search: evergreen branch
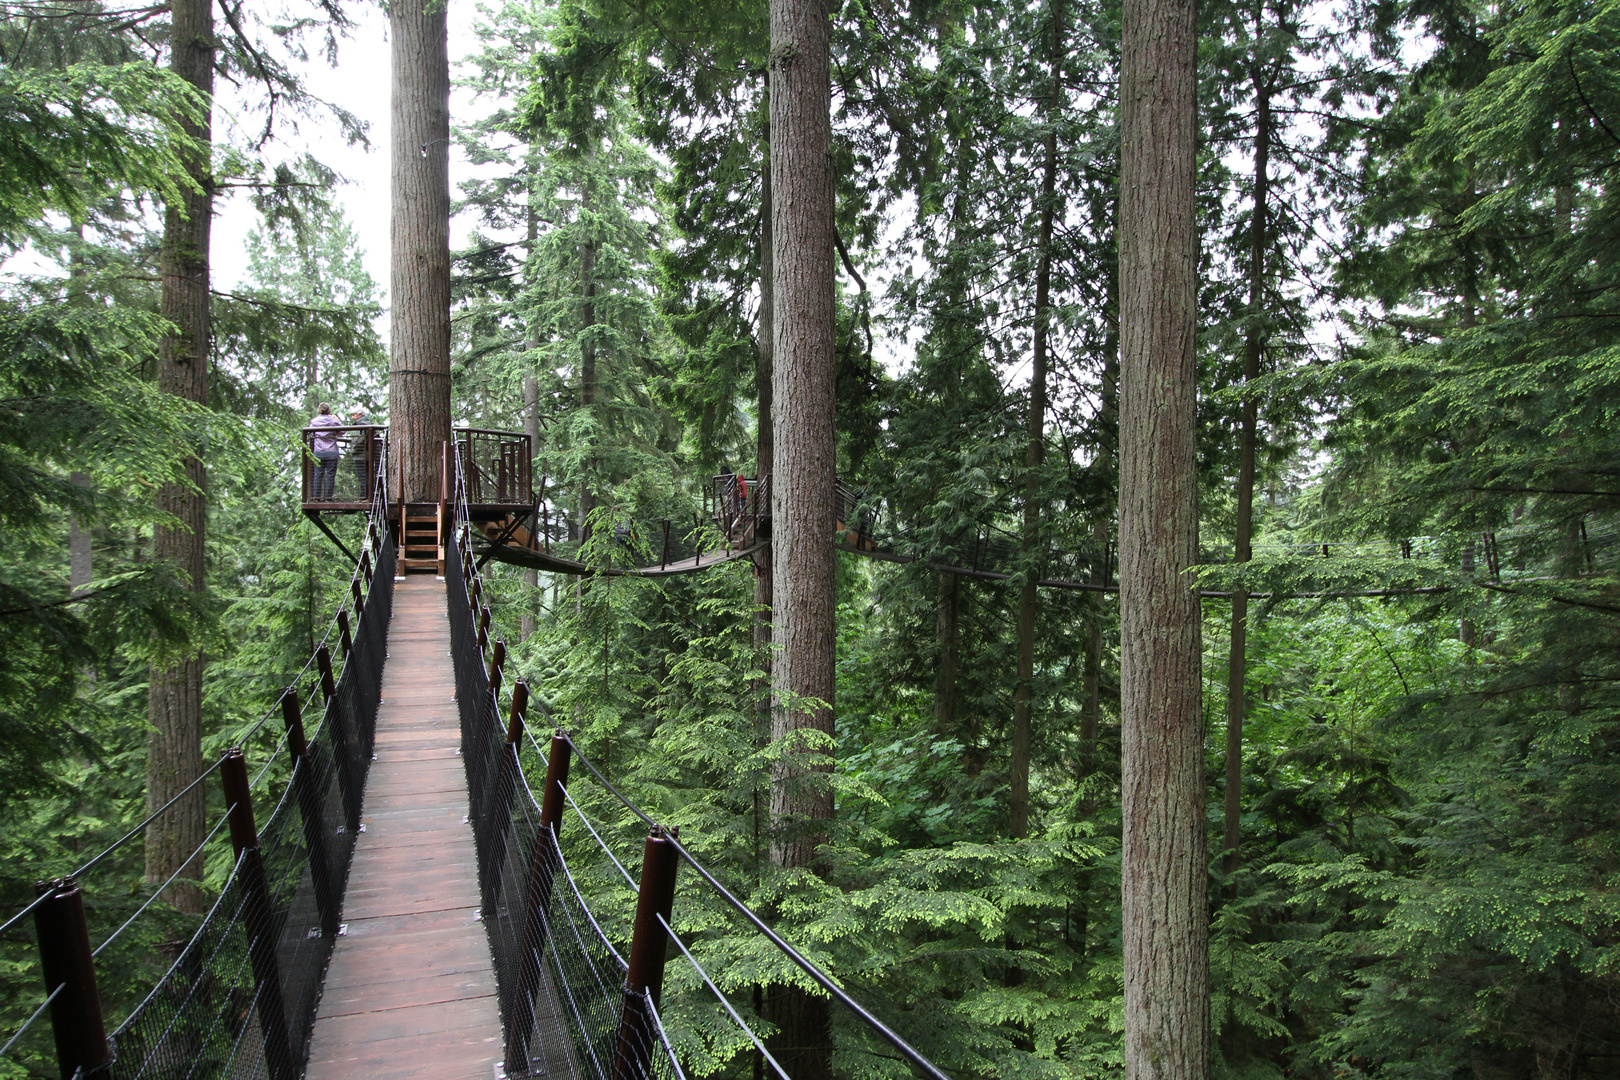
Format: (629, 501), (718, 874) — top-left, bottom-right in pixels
(1469, 486), (1620, 498)
(1476, 581), (1620, 616)
(1568, 53), (1620, 152)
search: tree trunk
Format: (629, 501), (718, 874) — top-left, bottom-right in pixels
(1118, 0), (1207, 1069)
(1224, 69), (1270, 878)
(145, 0), (213, 914)
(766, 0), (836, 1070)
(934, 571), (959, 733)
(754, 141), (775, 711)
(522, 168), (542, 641)
(389, 0), (451, 504)
(69, 471), (92, 593)
(579, 180), (599, 537)
(1010, 0), (1064, 839)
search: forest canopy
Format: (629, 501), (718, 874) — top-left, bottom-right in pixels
(2, 0), (1619, 1076)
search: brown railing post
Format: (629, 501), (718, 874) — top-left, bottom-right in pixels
(350, 577), (365, 621)
(33, 879), (109, 1080)
(506, 731), (572, 1075)
(613, 826), (681, 1080)
(478, 607), (491, 655)
(220, 750), (297, 1080)
(281, 690), (341, 937)
(337, 609), (353, 657)
(316, 644), (337, 703)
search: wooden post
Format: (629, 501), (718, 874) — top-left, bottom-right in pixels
(316, 644), (337, 703)
(351, 577), (365, 621)
(661, 520), (670, 570)
(506, 731), (572, 1075)
(613, 827), (680, 1080)
(488, 638), (507, 704)
(478, 607), (490, 654)
(361, 549), (372, 584)
(33, 879), (109, 1080)
(337, 609), (354, 657)
(438, 440), (450, 578)
(281, 690), (341, 937)
(220, 750), (297, 1080)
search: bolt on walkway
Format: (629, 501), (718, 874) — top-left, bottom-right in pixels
(304, 576), (503, 1080)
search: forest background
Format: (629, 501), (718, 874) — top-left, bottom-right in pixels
(2, 0), (1619, 1075)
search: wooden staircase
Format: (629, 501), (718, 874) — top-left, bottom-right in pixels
(399, 503), (444, 576)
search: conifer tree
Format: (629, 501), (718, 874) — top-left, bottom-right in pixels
(766, 0), (836, 1070)
(144, 0), (214, 913)
(1118, 0), (1207, 1073)
(390, 0), (452, 503)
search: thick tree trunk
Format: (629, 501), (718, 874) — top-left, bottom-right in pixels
(766, 0), (836, 1070)
(754, 149), (775, 708)
(145, 0), (213, 914)
(1224, 74), (1270, 877)
(1010, 0), (1064, 839)
(1118, 0), (1207, 1070)
(389, 0), (451, 504)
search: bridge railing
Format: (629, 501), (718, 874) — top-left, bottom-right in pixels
(445, 446), (953, 1080)
(2, 449), (397, 1080)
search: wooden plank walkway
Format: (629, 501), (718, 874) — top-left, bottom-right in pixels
(305, 576), (504, 1080)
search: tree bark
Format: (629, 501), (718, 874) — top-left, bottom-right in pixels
(69, 471), (92, 594)
(1224, 67), (1270, 878)
(766, 0), (836, 1070)
(1010, 0), (1065, 839)
(522, 165), (542, 640)
(934, 571), (960, 733)
(754, 141), (775, 712)
(145, 0), (213, 914)
(389, 0), (451, 504)
(579, 175), (599, 537)
(1118, 0), (1207, 1069)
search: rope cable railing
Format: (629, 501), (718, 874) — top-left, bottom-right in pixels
(444, 445), (954, 1080)
(2, 448), (398, 1080)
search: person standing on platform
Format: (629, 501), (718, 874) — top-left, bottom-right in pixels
(309, 403), (343, 499)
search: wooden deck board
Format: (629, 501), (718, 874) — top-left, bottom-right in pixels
(305, 577), (504, 1080)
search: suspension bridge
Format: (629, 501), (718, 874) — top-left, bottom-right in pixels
(8, 425), (1611, 1080)
(3, 438), (953, 1080)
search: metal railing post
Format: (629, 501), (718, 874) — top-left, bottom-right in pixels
(32, 879), (109, 1080)
(613, 826), (680, 1080)
(506, 731), (572, 1076)
(337, 609), (353, 657)
(220, 750), (298, 1080)
(281, 690), (341, 938)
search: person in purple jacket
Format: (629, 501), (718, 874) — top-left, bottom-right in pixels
(309, 403), (343, 499)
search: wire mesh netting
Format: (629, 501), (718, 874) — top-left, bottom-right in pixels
(446, 463), (684, 1080)
(95, 515), (396, 1080)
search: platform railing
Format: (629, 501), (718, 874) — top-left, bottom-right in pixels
(301, 424), (387, 506)
(457, 427), (534, 507)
